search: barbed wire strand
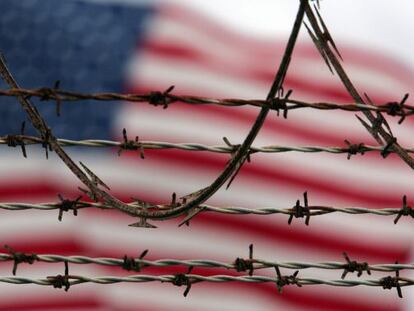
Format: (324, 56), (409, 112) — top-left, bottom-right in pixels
(0, 252), (413, 273)
(1, 135), (411, 156)
(0, 88), (411, 119)
(0, 200), (405, 216)
(1, 274), (414, 288)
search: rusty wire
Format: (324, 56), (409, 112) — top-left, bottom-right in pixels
(0, 88), (411, 120)
(1, 1), (411, 228)
(0, 1), (308, 228)
(0, 0), (413, 299)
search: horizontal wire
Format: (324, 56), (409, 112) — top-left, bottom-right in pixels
(0, 252), (412, 273)
(1, 274), (414, 288)
(0, 135), (410, 156)
(0, 87), (411, 118)
(0, 201), (403, 218)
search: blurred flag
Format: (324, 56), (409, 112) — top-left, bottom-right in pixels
(0, 0), (414, 310)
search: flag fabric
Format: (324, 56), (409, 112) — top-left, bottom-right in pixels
(0, 0), (414, 310)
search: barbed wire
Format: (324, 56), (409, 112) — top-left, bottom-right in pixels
(0, 2), (308, 228)
(0, 246), (407, 297)
(1, 134), (410, 157)
(1, 192), (413, 226)
(2, 274), (413, 293)
(0, 87), (411, 120)
(0, 251), (412, 273)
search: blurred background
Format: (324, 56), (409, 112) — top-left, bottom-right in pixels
(0, 0), (414, 310)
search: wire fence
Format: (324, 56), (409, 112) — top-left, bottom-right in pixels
(0, 0), (413, 300)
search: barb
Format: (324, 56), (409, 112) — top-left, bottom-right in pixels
(5, 121), (27, 158)
(341, 252), (371, 279)
(118, 128), (145, 159)
(4, 245), (38, 276)
(169, 266), (196, 297)
(3, 135), (414, 156)
(46, 261), (71, 291)
(379, 262), (403, 298)
(274, 266), (301, 293)
(288, 192), (311, 225)
(56, 194), (81, 221)
(0, 88), (412, 118)
(122, 249), (149, 272)
(394, 195), (414, 224)
(234, 244), (255, 276)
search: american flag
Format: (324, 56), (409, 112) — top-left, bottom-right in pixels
(0, 0), (414, 310)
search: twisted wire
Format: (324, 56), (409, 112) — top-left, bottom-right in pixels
(0, 252), (412, 273)
(1, 274), (414, 288)
(0, 88), (412, 118)
(0, 201), (403, 217)
(0, 135), (411, 155)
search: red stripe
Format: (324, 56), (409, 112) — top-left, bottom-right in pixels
(0, 297), (102, 311)
(160, 4), (414, 89)
(140, 40), (402, 103)
(0, 237), (85, 256)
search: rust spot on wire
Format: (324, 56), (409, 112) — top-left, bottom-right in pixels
(384, 93), (409, 124)
(394, 195), (414, 224)
(344, 139), (365, 160)
(271, 88), (292, 119)
(234, 244), (254, 276)
(4, 245), (38, 275)
(38, 80), (62, 116)
(57, 194), (82, 221)
(171, 266), (195, 297)
(341, 252), (370, 279)
(118, 128), (145, 159)
(47, 261), (71, 291)
(274, 265), (301, 293)
(148, 85), (175, 109)
(5, 121), (27, 158)
(380, 262), (403, 298)
(288, 192), (311, 225)
(122, 249), (149, 272)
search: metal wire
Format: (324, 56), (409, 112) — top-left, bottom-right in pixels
(0, 135), (409, 156)
(1, 274), (413, 288)
(0, 88), (411, 119)
(0, 200), (404, 217)
(0, 252), (412, 273)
